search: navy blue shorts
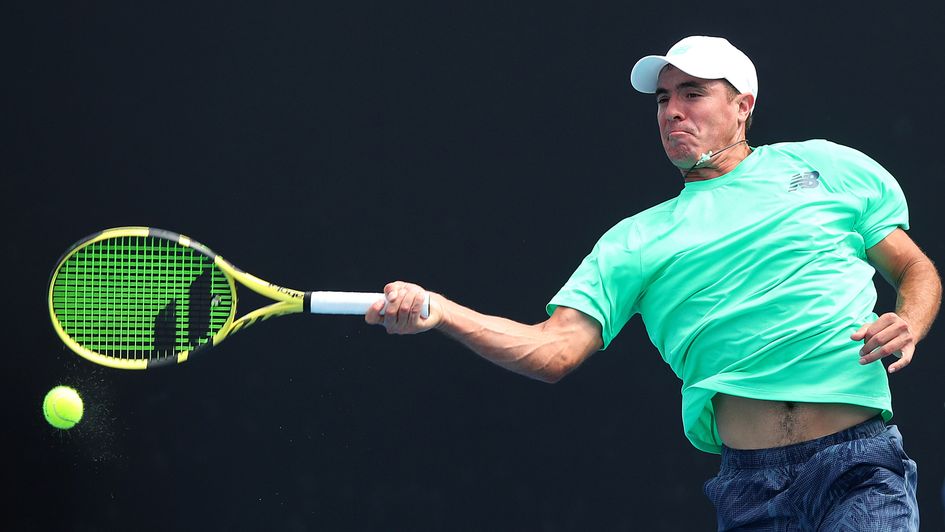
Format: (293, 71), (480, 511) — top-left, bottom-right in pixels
(703, 416), (918, 531)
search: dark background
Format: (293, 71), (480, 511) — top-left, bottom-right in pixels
(8, 1), (944, 530)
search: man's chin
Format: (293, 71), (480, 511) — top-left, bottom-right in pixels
(666, 154), (697, 169)
(663, 144), (697, 166)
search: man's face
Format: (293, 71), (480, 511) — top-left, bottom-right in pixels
(655, 65), (747, 168)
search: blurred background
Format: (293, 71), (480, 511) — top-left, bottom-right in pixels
(8, 1), (944, 530)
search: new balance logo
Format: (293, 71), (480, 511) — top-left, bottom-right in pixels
(789, 171), (820, 191)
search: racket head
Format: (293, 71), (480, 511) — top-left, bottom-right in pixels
(48, 227), (238, 369)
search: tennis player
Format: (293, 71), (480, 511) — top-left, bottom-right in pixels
(366, 36), (942, 530)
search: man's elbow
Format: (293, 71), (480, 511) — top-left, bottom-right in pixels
(526, 315), (601, 383)
(531, 350), (583, 384)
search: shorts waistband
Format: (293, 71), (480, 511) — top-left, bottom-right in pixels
(720, 415), (887, 470)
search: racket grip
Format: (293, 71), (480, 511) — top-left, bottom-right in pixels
(307, 291), (430, 319)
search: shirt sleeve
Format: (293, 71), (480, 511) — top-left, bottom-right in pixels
(546, 219), (644, 350)
(836, 144), (910, 247)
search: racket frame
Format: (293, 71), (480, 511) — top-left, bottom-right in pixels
(48, 227), (367, 369)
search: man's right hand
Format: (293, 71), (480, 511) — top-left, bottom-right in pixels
(365, 281), (442, 335)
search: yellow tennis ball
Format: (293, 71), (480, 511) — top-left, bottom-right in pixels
(43, 385), (84, 430)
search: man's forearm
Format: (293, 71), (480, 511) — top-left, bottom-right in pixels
(895, 259), (942, 342)
(432, 294), (600, 383)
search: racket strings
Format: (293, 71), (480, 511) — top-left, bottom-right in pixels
(51, 235), (233, 361)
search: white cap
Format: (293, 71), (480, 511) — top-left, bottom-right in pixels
(630, 36), (758, 104)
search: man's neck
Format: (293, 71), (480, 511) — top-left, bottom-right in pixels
(681, 142), (752, 182)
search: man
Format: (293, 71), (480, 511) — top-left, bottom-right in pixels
(365, 36), (941, 530)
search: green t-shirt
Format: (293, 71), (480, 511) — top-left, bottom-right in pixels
(547, 139), (910, 453)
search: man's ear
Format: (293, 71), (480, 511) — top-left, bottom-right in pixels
(737, 93), (755, 121)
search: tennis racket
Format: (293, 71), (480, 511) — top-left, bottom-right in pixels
(48, 226), (428, 370)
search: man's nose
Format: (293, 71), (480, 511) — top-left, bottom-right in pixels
(668, 103), (685, 121)
(661, 97), (684, 122)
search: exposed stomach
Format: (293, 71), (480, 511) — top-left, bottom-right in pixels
(712, 393), (881, 450)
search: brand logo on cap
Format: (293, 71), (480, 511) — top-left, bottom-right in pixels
(668, 43), (693, 56)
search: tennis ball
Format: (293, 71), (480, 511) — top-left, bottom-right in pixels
(43, 385), (83, 430)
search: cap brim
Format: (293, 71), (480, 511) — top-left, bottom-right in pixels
(630, 55), (669, 93)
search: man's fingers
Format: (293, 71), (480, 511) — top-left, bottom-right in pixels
(859, 335), (908, 364)
(382, 285), (401, 327)
(854, 313), (916, 368)
(396, 289), (414, 323)
(364, 298), (386, 324)
(402, 288), (429, 322)
(850, 322), (871, 341)
(850, 312), (917, 373)
(858, 326), (901, 357)
(373, 282), (432, 335)
(887, 345), (915, 374)
(852, 312), (900, 341)
(384, 282), (403, 302)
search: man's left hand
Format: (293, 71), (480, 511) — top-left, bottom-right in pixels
(851, 312), (916, 373)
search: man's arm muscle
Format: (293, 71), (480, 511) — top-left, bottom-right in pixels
(853, 229), (942, 372)
(366, 282), (603, 383)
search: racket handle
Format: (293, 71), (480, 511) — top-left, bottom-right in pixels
(307, 291), (430, 319)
